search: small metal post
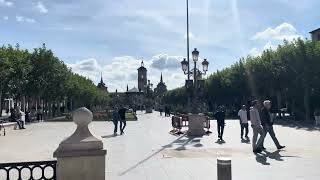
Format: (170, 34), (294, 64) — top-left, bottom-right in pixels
(217, 157), (232, 180)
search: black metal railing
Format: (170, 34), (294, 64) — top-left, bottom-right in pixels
(0, 160), (57, 180)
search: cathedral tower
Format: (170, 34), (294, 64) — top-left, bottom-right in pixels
(137, 60), (147, 92)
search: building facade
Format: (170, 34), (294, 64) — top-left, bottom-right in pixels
(97, 74), (108, 93)
(154, 73), (167, 97)
(310, 28), (320, 41)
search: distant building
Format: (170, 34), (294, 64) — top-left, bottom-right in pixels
(137, 61), (147, 92)
(154, 73), (167, 97)
(126, 86), (144, 108)
(97, 74), (108, 93)
(310, 28), (320, 41)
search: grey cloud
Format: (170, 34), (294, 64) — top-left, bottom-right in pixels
(69, 58), (100, 72)
(150, 54), (183, 70)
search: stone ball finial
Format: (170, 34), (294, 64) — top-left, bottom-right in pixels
(73, 107), (93, 127)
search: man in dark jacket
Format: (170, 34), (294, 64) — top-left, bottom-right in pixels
(112, 107), (120, 135)
(260, 100), (285, 150)
(118, 106), (127, 135)
(215, 106), (226, 141)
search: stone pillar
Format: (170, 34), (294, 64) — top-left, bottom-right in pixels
(217, 157), (232, 180)
(187, 114), (205, 136)
(53, 107), (107, 180)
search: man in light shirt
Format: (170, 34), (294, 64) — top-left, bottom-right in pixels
(250, 100), (265, 153)
(238, 105), (249, 139)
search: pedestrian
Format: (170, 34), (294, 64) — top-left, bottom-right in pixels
(15, 106), (25, 129)
(159, 105), (164, 116)
(164, 106), (168, 117)
(52, 104), (57, 117)
(250, 100), (265, 153)
(112, 107), (120, 135)
(238, 105), (249, 139)
(118, 106), (127, 135)
(260, 100), (285, 150)
(167, 106), (171, 117)
(214, 106), (225, 141)
(10, 107), (16, 122)
(37, 105), (43, 121)
(314, 108), (320, 126)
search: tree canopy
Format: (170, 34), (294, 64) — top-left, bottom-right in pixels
(164, 39), (320, 120)
(0, 43), (109, 115)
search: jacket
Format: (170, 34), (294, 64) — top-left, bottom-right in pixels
(260, 108), (273, 126)
(250, 107), (261, 126)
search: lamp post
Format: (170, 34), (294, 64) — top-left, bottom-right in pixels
(145, 80), (153, 113)
(181, 48), (209, 113)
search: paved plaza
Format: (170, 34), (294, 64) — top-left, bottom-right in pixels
(1, 111), (320, 180)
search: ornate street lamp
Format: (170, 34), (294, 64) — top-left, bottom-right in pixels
(202, 59), (209, 73)
(180, 48), (209, 113)
(192, 48), (199, 62)
(181, 58), (189, 74)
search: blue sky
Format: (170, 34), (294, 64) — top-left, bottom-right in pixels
(1, 0), (319, 91)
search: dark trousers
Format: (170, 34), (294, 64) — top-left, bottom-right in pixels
(262, 125), (281, 148)
(120, 119), (126, 133)
(113, 120), (118, 133)
(15, 120), (24, 129)
(217, 123), (224, 138)
(241, 123), (249, 137)
(37, 114), (43, 121)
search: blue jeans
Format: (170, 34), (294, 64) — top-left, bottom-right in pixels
(112, 120), (118, 133)
(120, 119), (126, 133)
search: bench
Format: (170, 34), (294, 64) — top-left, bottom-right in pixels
(171, 116), (183, 135)
(0, 120), (18, 136)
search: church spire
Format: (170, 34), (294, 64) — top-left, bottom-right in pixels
(127, 84), (129, 92)
(100, 72), (104, 84)
(160, 72), (163, 83)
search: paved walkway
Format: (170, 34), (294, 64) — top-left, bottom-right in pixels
(1, 111), (320, 180)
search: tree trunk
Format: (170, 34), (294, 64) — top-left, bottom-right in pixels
(291, 99), (296, 117)
(0, 88), (2, 117)
(276, 90), (282, 110)
(304, 87), (311, 121)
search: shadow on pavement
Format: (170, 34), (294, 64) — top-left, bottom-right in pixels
(118, 134), (187, 176)
(101, 134), (117, 139)
(255, 150), (300, 165)
(275, 120), (320, 131)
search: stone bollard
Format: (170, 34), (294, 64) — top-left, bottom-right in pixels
(53, 107), (107, 180)
(217, 157), (232, 180)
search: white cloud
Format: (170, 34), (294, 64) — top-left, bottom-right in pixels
(3, 16), (8, 21)
(263, 41), (277, 50)
(249, 41), (277, 57)
(67, 58), (101, 81)
(16, 16), (36, 23)
(36, 1), (48, 14)
(252, 22), (302, 41)
(0, 0), (13, 7)
(248, 47), (260, 57)
(68, 55), (186, 92)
